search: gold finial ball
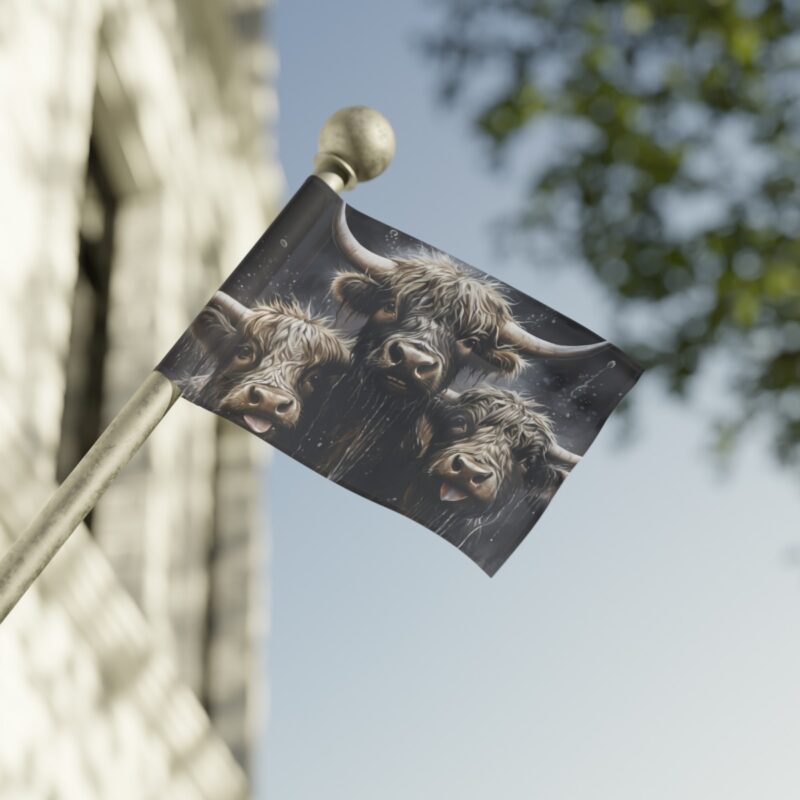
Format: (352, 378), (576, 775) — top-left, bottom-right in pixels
(317, 106), (396, 185)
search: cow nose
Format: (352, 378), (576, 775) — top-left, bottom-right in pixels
(246, 385), (298, 420)
(386, 342), (441, 384)
(451, 454), (493, 485)
(387, 342), (404, 365)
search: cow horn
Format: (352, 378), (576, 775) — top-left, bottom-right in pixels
(443, 388), (460, 401)
(332, 203), (395, 278)
(547, 441), (581, 467)
(209, 291), (252, 325)
(500, 320), (609, 359)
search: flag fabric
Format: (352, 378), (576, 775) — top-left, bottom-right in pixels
(157, 178), (642, 575)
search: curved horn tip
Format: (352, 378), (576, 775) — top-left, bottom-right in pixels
(331, 202), (396, 277)
(209, 291), (251, 323)
(575, 340), (610, 355)
(501, 321), (611, 359)
(548, 442), (582, 467)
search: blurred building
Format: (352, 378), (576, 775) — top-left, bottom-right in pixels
(0, 1), (281, 797)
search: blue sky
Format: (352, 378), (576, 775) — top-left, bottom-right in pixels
(257, 2), (800, 798)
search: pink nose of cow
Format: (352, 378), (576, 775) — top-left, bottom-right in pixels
(446, 453), (497, 503)
(245, 385), (299, 425)
(385, 341), (442, 388)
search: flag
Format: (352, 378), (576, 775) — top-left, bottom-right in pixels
(157, 177), (642, 575)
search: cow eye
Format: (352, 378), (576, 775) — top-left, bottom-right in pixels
(235, 343), (254, 362)
(520, 458), (535, 476)
(449, 416), (468, 435)
(522, 455), (543, 476)
(373, 299), (398, 323)
(302, 369), (321, 392)
(462, 337), (480, 351)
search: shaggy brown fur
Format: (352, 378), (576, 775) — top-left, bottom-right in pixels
(331, 250), (526, 378)
(239, 299), (352, 381)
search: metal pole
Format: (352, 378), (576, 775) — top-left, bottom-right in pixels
(0, 106), (395, 623)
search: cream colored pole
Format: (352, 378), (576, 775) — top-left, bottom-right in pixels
(0, 106), (396, 623)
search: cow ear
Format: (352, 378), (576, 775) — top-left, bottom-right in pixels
(191, 305), (239, 353)
(483, 346), (525, 378)
(331, 271), (385, 316)
(423, 394), (450, 439)
(411, 414), (435, 459)
(524, 456), (567, 504)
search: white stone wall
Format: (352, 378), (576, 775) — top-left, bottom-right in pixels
(0, 0), (280, 794)
(0, 474), (248, 800)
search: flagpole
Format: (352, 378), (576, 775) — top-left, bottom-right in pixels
(0, 106), (396, 624)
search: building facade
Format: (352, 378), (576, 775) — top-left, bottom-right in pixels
(0, 0), (281, 796)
